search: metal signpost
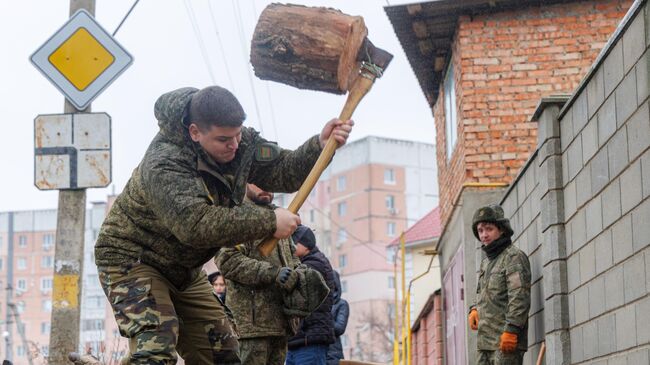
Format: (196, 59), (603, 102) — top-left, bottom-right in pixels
(29, 0), (132, 362)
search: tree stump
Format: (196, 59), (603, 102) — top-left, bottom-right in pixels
(250, 3), (368, 94)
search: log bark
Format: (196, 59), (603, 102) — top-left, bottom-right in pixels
(250, 3), (368, 94)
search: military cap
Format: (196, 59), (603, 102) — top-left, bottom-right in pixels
(471, 204), (514, 239)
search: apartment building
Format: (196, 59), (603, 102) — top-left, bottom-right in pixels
(276, 136), (437, 362)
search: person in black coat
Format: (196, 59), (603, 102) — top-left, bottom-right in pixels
(327, 271), (350, 365)
(286, 225), (336, 365)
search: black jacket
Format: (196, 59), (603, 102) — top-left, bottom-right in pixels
(327, 271), (350, 364)
(288, 247), (336, 349)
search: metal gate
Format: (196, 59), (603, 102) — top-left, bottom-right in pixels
(443, 244), (467, 364)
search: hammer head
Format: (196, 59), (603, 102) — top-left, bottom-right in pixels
(250, 3), (393, 94)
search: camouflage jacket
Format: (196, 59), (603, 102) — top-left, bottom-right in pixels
(95, 87), (322, 289)
(215, 235), (300, 338)
(473, 243), (531, 351)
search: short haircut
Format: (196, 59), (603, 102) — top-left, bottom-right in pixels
(208, 271), (223, 284)
(189, 86), (246, 130)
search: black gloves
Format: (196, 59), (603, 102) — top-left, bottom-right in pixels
(276, 267), (298, 291)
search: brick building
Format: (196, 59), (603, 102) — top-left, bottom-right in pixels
(387, 0), (635, 363)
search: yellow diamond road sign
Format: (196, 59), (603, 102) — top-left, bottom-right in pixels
(31, 9), (132, 110)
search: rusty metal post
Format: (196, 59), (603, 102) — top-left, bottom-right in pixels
(48, 1), (95, 363)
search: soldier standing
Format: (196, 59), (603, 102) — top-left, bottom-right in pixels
(468, 204), (531, 365)
(94, 86), (353, 364)
(215, 184), (301, 365)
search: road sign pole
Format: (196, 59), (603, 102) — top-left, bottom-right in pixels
(48, 1), (94, 364)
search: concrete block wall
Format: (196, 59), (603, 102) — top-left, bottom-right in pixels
(498, 1), (650, 363)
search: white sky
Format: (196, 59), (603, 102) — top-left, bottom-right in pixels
(0, 0), (435, 212)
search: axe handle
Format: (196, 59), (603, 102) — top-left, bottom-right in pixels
(258, 75), (376, 256)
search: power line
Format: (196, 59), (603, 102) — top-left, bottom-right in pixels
(250, 1), (279, 142)
(207, 0), (237, 93)
(303, 199), (391, 261)
(183, 0), (217, 84)
(112, 0), (141, 36)
(231, 0), (265, 135)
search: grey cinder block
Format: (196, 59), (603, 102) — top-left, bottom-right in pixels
(627, 100), (650, 161)
(560, 111), (574, 153)
(602, 178), (622, 229)
(574, 284), (589, 325)
(605, 265), (625, 311)
(591, 148), (610, 195)
(620, 159), (643, 215)
(570, 326), (584, 363)
(636, 50), (648, 105)
(585, 195), (603, 241)
(615, 304), (637, 351)
(596, 313), (616, 356)
(632, 198), (650, 253)
(579, 241), (596, 285)
(564, 179), (577, 220)
(582, 118), (599, 166)
(623, 12), (646, 74)
(598, 94), (617, 148)
(608, 127), (629, 179)
(612, 214), (633, 264)
(587, 68), (606, 119)
(616, 72), (638, 128)
(636, 295), (650, 344)
(594, 229), (613, 275)
(623, 252), (647, 302)
(573, 92), (589, 135)
(568, 137), (584, 182)
(588, 275), (605, 318)
(642, 150), (650, 199)
(576, 168), (592, 208)
(604, 41), (625, 97)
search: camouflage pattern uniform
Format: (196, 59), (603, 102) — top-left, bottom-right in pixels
(216, 235), (300, 365)
(94, 87), (322, 364)
(470, 205), (531, 365)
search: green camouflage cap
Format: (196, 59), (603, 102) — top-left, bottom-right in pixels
(471, 204), (514, 239)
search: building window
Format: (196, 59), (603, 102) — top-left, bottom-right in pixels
(388, 275), (395, 289)
(18, 235), (27, 247)
(41, 322), (51, 335)
(43, 234), (54, 250)
(337, 202), (347, 217)
(384, 168), (396, 185)
(386, 247), (396, 264)
(310, 209), (315, 223)
(337, 229), (347, 243)
(41, 345), (49, 357)
(444, 62), (458, 158)
(41, 277), (53, 291)
(42, 299), (52, 312)
(386, 195), (395, 210)
(16, 301), (25, 314)
(82, 319), (105, 331)
(41, 256), (53, 268)
(16, 278), (27, 292)
(339, 254), (347, 268)
(16, 345), (25, 357)
(337, 175), (346, 192)
(86, 295), (104, 309)
(341, 280), (348, 293)
(17, 257), (26, 270)
(0, 258), (3, 270)
(341, 334), (349, 347)
(387, 222), (396, 237)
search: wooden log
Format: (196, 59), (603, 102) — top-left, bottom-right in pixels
(250, 3), (368, 94)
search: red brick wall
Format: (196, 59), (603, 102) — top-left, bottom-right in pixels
(411, 293), (443, 365)
(435, 0), (632, 227)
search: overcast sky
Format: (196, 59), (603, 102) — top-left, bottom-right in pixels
(0, 0), (435, 212)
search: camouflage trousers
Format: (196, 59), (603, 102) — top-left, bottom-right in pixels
(477, 350), (524, 365)
(238, 336), (288, 365)
(98, 263), (240, 364)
